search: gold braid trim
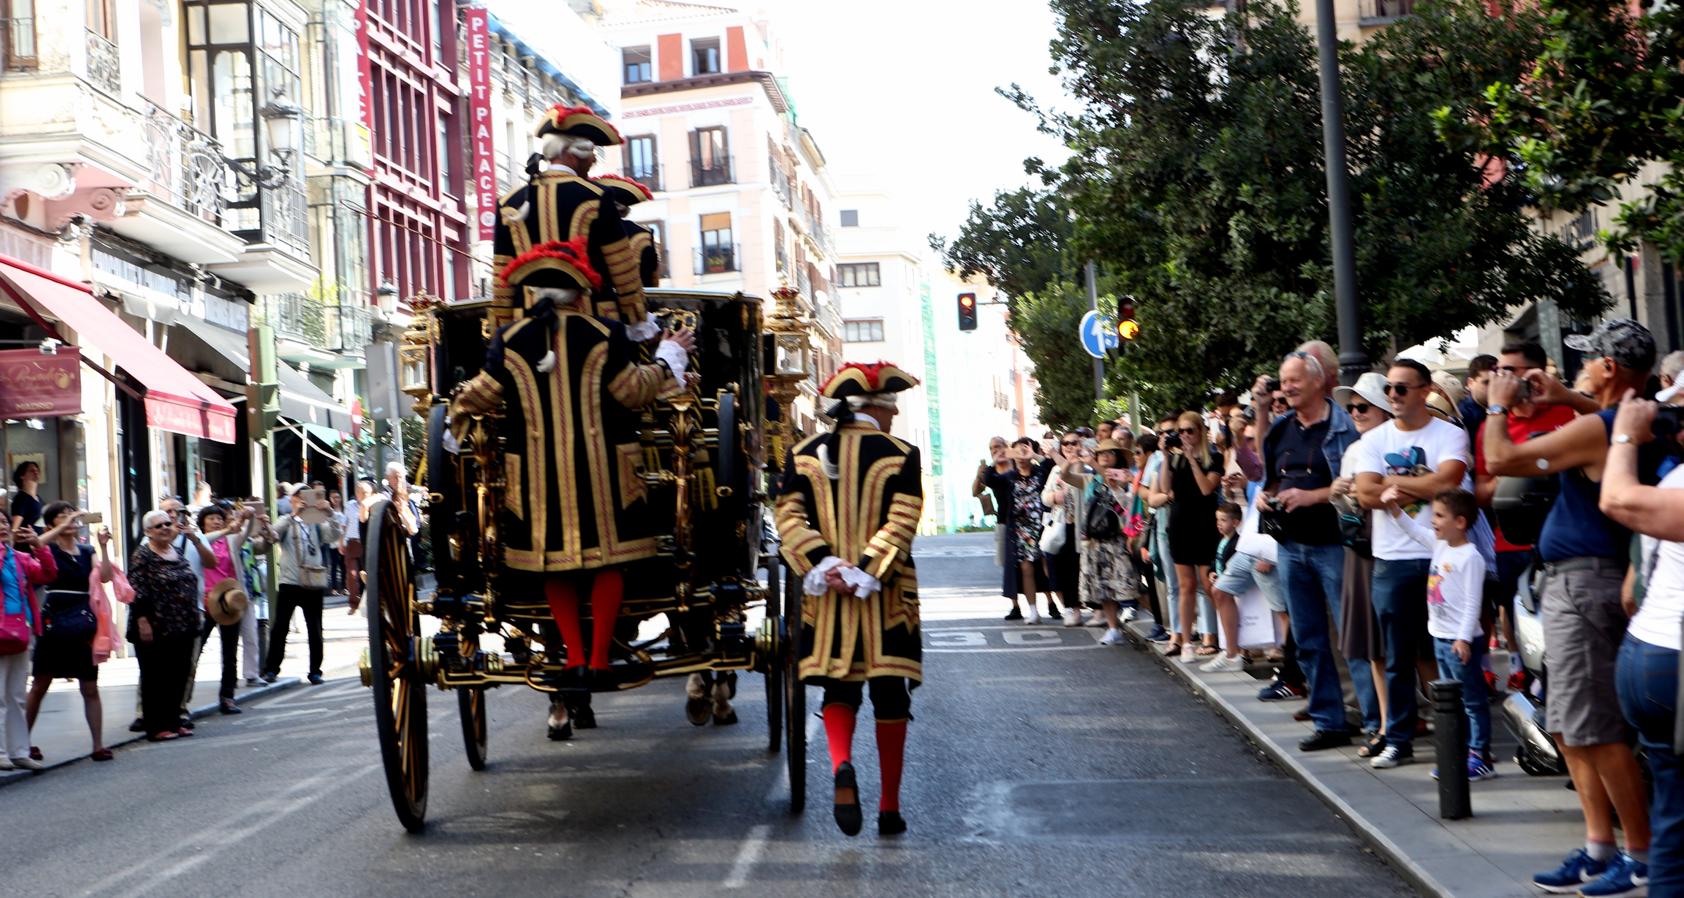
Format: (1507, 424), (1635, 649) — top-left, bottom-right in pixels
(605, 362), (665, 409)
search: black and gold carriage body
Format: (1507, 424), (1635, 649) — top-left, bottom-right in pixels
(358, 288), (810, 832)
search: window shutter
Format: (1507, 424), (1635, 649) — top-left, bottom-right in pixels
(700, 212), (731, 232)
(689, 129), (701, 169)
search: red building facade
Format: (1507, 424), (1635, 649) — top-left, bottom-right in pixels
(362, 0), (468, 303)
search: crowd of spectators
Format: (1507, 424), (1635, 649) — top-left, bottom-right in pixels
(975, 320), (1684, 897)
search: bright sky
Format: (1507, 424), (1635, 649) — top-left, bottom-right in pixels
(756, 0), (1070, 246)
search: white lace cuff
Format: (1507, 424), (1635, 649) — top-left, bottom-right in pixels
(625, 318), (661, 343)
(654, 339), (689, 380)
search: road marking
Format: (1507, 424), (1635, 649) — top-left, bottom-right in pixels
(925, 627), (1102, 653)
(722, 824), (771, 889)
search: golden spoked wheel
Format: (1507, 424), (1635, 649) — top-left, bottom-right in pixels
(784, 567), (806, 815)
(458, 687), (488, 771)
(365, 496), (429, 832)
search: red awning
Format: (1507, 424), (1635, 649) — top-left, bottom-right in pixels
(0, 255), (237, 444)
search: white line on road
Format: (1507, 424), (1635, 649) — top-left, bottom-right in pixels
(722, 824), (771, 889)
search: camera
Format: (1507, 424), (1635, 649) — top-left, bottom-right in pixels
(1162, 431), (1183, 450)
(1654, 406), (1684, 439)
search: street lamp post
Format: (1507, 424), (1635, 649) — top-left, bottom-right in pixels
(1312, 0), (1368, 385)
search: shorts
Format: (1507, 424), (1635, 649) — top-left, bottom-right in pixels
(1541, 561), (1632, 747)
(1214, 551), (1285, 613)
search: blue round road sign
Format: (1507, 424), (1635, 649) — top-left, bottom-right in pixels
(1078, 310), (1119, 359)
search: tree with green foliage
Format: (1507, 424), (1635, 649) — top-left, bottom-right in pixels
(1452, 0), (1684, 262)
(940, 0), (1607, 417)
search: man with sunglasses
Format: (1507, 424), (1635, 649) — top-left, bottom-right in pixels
(1353, 358), (1471, 770)
(1259, 350), (1362, 751)
(1483, 319), (1663, 894)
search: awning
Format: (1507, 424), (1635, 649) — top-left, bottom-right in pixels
(184, 323), (354, 433)
(0, 254), (237, 443)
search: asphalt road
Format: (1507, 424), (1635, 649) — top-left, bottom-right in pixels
(8, 532), (1415, 898)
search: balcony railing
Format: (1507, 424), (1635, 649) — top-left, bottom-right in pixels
(624, 164), (662, 193)
(257, 181), (311, 257)
(138, 100), (228, 227)
(325, 304), (374, 353)
(1359, 0), (1413, 19)
(694, 243), (740, 275)
(85, 30), (119, 96)
(690, 155), (734, 189)
(771, 165), (792, 209)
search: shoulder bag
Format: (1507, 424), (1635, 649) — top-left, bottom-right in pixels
(1084, 480), (1122, 541)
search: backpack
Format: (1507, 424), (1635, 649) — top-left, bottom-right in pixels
(1084, 479), (1122, 541)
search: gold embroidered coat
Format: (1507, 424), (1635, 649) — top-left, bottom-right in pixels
(776, 423), (923, 684)
(452, 310), (674, 574)
(493, 170), (648, 326)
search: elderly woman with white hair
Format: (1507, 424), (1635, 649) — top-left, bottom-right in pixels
(128, 508), (202, 742)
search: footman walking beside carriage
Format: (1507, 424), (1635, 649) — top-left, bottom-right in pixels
(776, 361), (924, 837)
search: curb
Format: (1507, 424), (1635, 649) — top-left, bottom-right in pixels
(1124, 622), (1451, 898)
(0, 676), (309, 789)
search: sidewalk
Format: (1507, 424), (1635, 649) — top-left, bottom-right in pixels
(1123, 615), (1586, 898)
(2, 600), (370, 786)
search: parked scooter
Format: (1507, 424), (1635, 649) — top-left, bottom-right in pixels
(1501, 562), (1570, 776)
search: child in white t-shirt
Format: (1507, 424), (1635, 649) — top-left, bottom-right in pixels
(1382, 485), (1495, 781)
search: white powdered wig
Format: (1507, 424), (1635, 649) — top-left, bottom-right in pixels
(541, 133), (596, 163)
(846, 394), (899, 412)
(530, 286), (583, 307)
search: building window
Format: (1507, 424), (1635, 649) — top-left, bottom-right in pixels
(86, 0), (114, 38)
(691, 37), (720, 75)
(625, 135), (658, 190)
(840, 209), (859, 227)
(2, 0), (38, 69)
(689, 127), (731, 187)
(623, 46), (651, 84)
(844, 319), (885, 343)
(698, 212), (735, 274)
(838, 262), (881, 288)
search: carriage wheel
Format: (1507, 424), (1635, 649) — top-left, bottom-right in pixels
(764, 552), (784, 754)
(783, 567), (806, 815)
(366, 497), (430, 832)
(458, 687), (488, 771)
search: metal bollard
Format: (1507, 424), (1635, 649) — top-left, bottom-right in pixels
(1432, 678), (1471, 819)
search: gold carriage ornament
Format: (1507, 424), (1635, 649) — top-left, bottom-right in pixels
(356, 284), (814, 833)
(763, 284), (813, 470)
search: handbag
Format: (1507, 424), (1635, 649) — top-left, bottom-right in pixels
(43, 591), (96, 641)
(1039, 510), (1067, 554)
(1084, 482), (1122, 541)
(0, 608), (26, 655)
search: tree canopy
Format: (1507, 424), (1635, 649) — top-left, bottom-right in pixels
(938, 0), (1609, 418)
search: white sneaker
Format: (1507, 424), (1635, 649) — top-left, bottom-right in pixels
(1062, 608), (1082, 627)
(1099, 628), (1126, 646)
(1370, 745), (1412, 769)
(1025, 605), (1041, 625)
(1179, 644), (1200, 664)
(1201, 654), (1249, 673)
(1121, 606), (1139, 623)
(0, 756), (12, 770)
(10, 757), (42, 771)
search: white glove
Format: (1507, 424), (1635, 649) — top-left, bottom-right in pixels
(801, 556), (880, 598)
(654, 338), (689, 380)
(625, 319), (661, 343)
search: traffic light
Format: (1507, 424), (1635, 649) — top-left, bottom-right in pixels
(957, 292), (978, 331)
(1118, 301), (1139, 342)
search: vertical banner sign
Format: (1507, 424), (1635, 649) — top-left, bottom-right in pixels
(355, 1), (373, 137)
(466, 7), (497, 242)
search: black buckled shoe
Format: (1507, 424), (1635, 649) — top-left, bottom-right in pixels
(833, 762), (863, 837)
(1298, 729), (1352, 752)
(878, 811), (907, 836)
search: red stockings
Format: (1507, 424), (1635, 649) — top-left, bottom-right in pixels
(544, 570), (625, 669)
(877, 719), (907, 812)
(822, 703), (857, 774)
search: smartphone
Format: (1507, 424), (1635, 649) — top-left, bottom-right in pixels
(80, 512), (102, 524)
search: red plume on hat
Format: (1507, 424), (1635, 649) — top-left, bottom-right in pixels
(498, 238), (602, 291)
(820, 361), (920, 400)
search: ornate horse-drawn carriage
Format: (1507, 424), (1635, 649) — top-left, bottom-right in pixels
(357, 288), (808, 831)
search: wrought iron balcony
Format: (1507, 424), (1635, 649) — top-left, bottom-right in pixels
(267, 295), (376, 355)
(1359, 0), (1414, 20)
(255, 181), (310, 257)
(771, 165), (792, 209)
(85, 30), (118, 96)
(137, 100), (229, 227)
(623, 164), (662, 193)
(694, 243), (740, 275)
(690, 155), (734, 189)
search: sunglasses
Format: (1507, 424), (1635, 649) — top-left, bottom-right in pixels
(1178, 427), (1199, 434)
(1383, 382), (1422, 396)
(147, 522), (173, 530)
(1271, 398), (1289, 407)
(1349, 402), (1374, 414)
(1060, 440), (1081, 447)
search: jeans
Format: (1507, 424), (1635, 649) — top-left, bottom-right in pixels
(1278, 541), (1347, 732)
(1372, 558), (1431, 747)
(194, 615), (241, 700)
(1434, 636), (1491, 756)
(1154, 530), (1181, 634)
(1618, 635), (1684, 897)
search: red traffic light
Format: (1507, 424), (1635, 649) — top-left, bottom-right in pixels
(957, 292), (978, 331)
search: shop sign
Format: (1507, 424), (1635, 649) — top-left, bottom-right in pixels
(466, 7), (496, 243)
(0, 349), (81, 418)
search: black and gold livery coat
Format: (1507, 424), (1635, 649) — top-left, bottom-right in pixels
(775, 423), (923, 684)
(452, 309), (676, 575)
(493, 170), (649, 327)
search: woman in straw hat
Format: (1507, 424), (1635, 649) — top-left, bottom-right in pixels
(195, 503), (270, 714)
